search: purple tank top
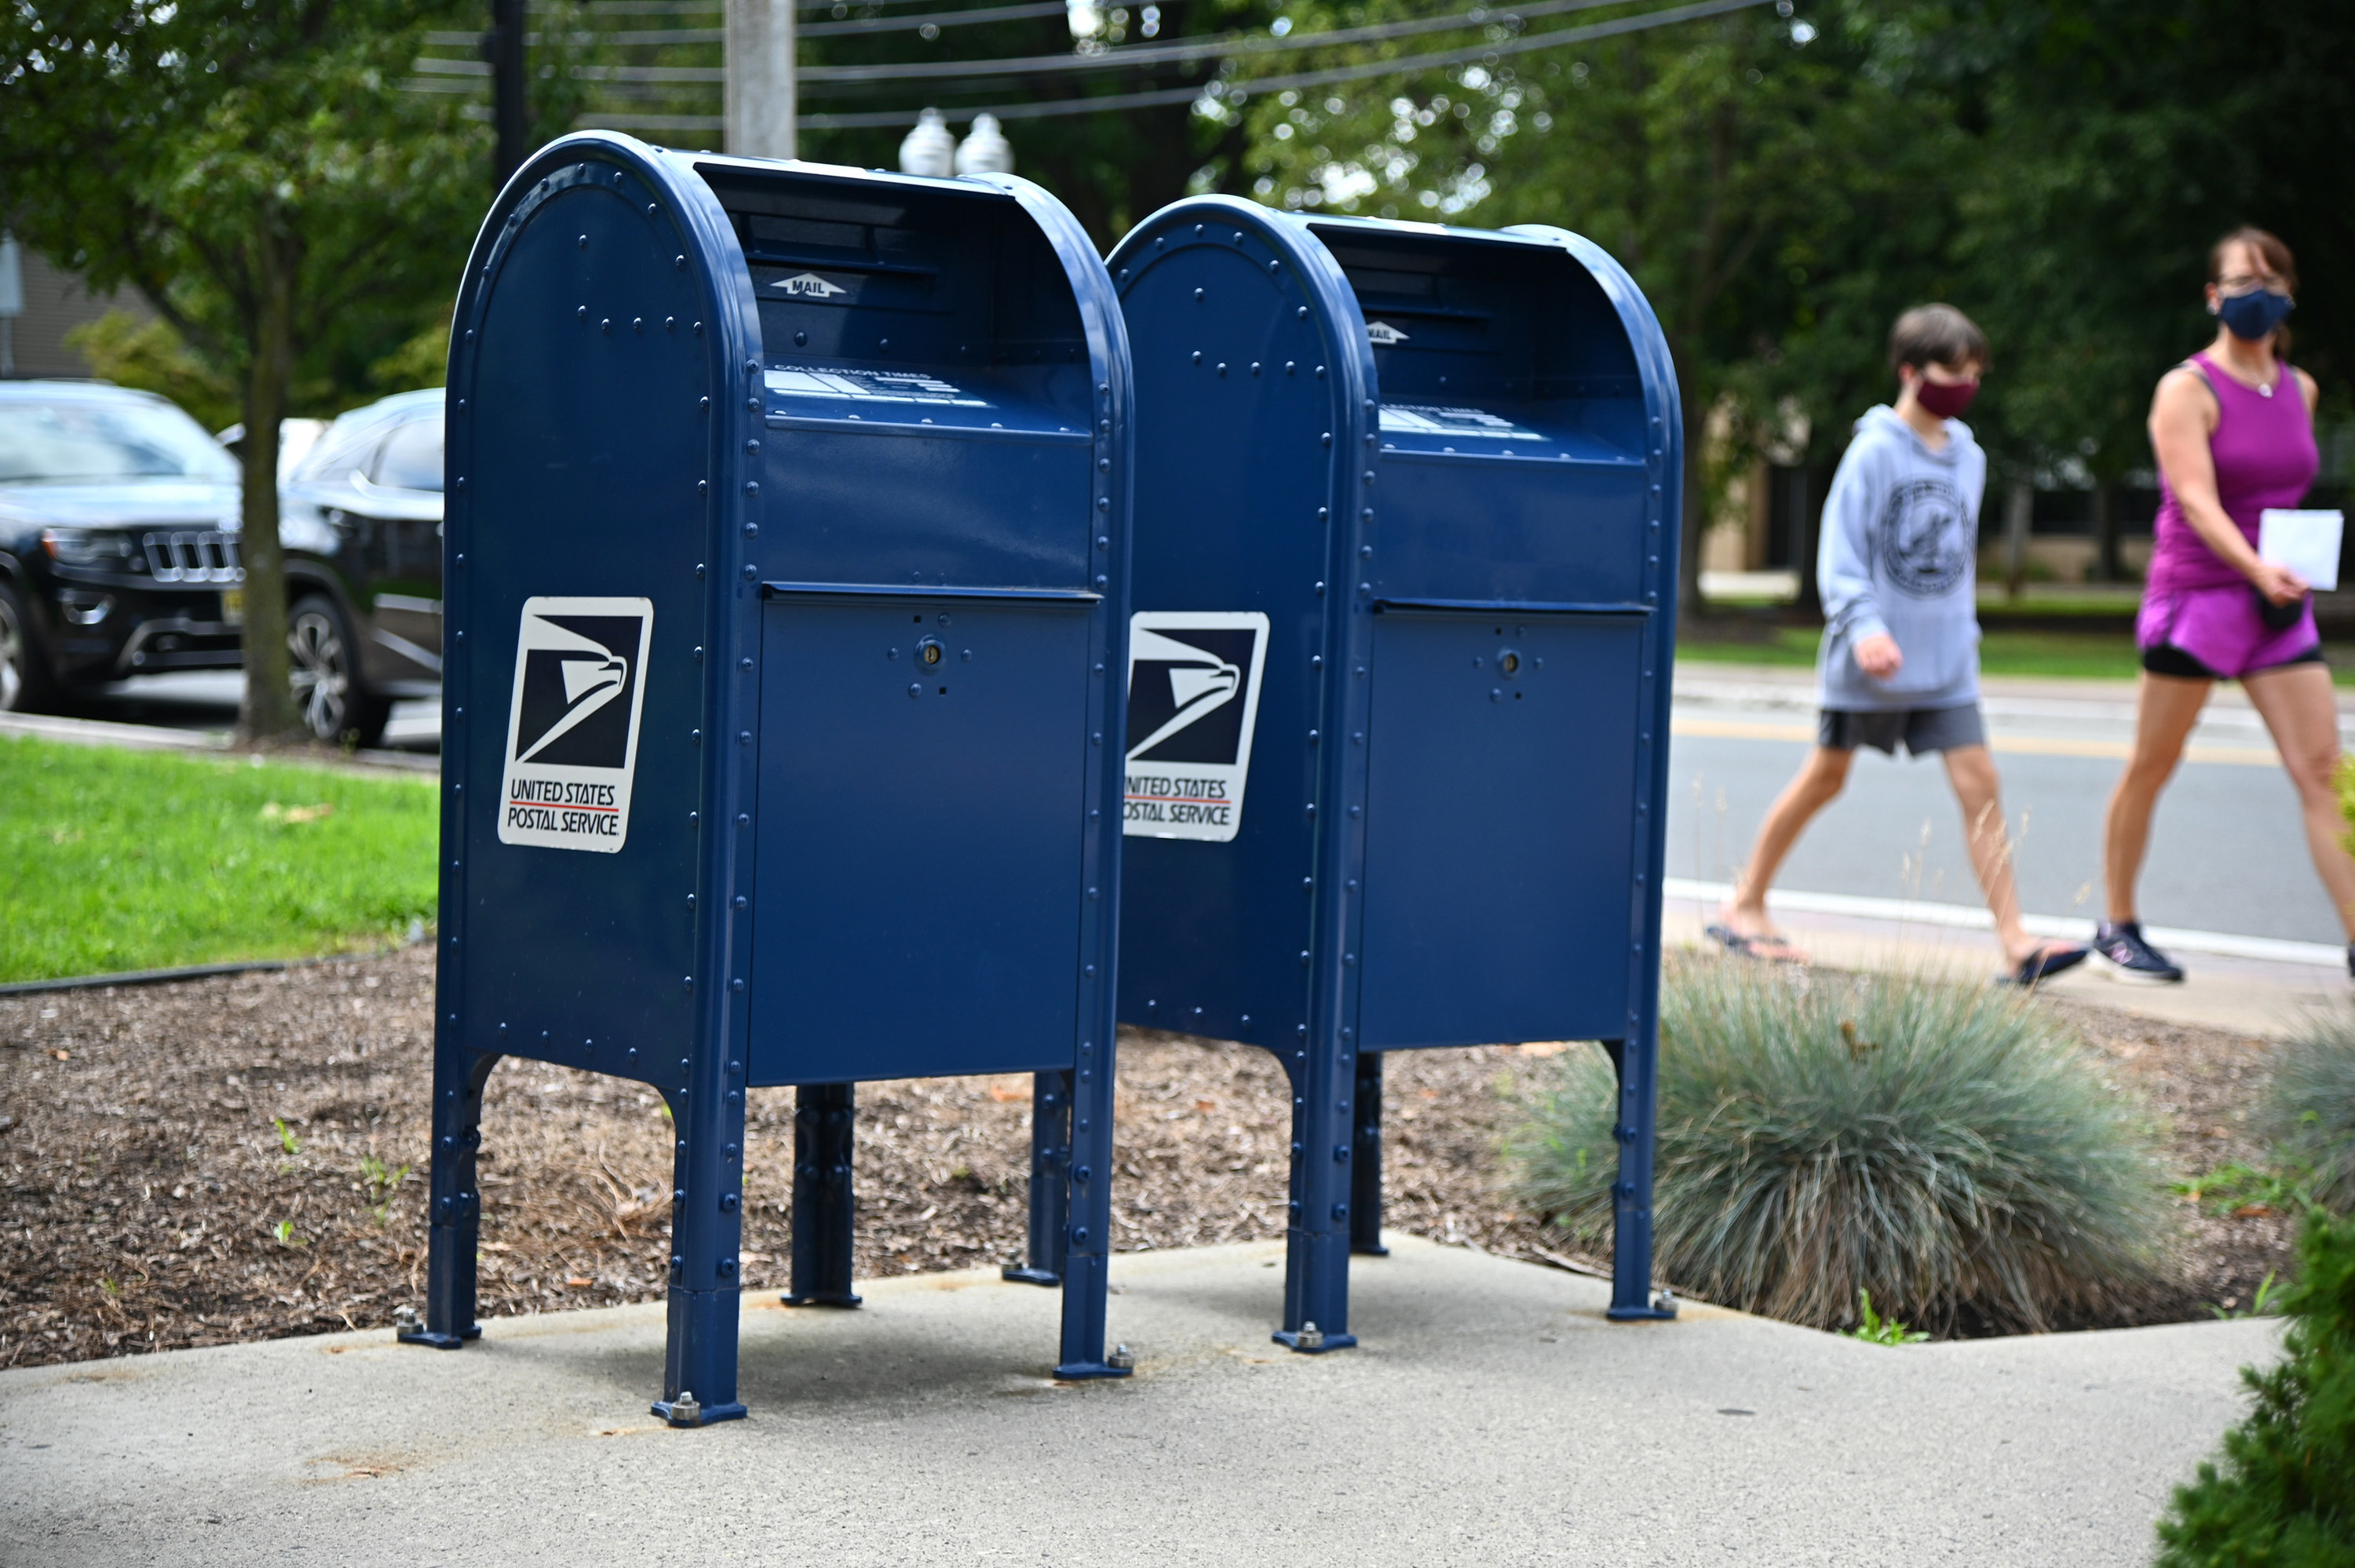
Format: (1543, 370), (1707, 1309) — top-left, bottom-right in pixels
(2147, 350), (2320, 594)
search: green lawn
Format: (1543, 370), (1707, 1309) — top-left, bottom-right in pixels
(1679, 625), (2355, 685)
(0, 737), (437, 984)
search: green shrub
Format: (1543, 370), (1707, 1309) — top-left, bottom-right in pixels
(1511, 960), (2167, 1334)
(2156, 1209), (2355, 1566)
(2263, 1008), (2355, 1215)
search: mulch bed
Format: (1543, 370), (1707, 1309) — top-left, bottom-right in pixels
(0, 946), (2298, 1369)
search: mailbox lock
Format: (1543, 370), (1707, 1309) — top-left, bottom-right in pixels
(918, 638), (944, 666)
(1496, 648), (1521, 677)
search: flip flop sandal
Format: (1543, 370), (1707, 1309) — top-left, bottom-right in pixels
(2006, 944), (2090, 987)
(1705, 924), (1804, 963)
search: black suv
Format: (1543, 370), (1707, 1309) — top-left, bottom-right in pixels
(276, 388), (445, 743)
(0, 381), (446, 745)
(0, 381), (246, 709)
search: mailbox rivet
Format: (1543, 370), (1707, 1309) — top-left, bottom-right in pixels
(746, 439), (760, 455)
(1321, 432), (1332, 447)
(1297, 307), (1309, 320)
(601, 318), (612, 333)
(577, 306), (588, 322)
(1086, 885), (1099, 899)
(633, 317), (644, 333)
(734, 895), (747, 910)
(1216, 363), (1226, 376)
(1333, 1205), (1349, 1220)
(732, 979), (745, 993)
(742, 563), (757, 578)
(1095, 536), (1108, 550)
(689, 811), (699, 824)
(738, 730), (751, 745)
(1251, 362), (1261, 375)
(1191, 352), (1201, 364)
(1091, 732), (1103, 746)
(1307, 729), (1319, 744)
(739, 656), (753, 671)
(1193, 288), (1204, 301)
(744, 523), (758, 538)
(1360, 545), (1372, 559)
(1094, 574), (1108, 588)
(1316, 365), (1327, 377)
(1097, 457), (1110, 472)
(744, 482), (759, 498)
(578, 234), (588, 248)
(736, 812), (750, 826)
(694, 321), (703, 334)
(1317, 507), (1329, 521)
(909, 684), (922, 698)
(455, 553), (466, 567)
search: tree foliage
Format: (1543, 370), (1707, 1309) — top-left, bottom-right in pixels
(0, 0), (484, 738)
(1227, 0), (2355, 606)
(2156, 1209), (2355, 1566)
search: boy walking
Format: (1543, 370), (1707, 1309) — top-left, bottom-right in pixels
(1710, 304), (2090, 984)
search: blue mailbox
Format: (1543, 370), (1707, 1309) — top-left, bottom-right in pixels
(413, 131), (1135, 1423)
(1098, 199), (1681, 1350)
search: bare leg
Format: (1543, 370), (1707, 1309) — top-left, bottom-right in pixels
(2103, 673), (2212, 924)
(1941, 743), (2069, 966)
(1720, 746), (1853, 958)
(2243, 662), (2355, 941)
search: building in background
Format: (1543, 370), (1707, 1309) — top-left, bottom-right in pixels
(0, 244), (152, 380)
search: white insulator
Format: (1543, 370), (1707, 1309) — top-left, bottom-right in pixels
(898, 108), (956, 177)
(955, 114), (1015, 176)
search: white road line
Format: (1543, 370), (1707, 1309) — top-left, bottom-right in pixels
(1663, 877), (2346, 968)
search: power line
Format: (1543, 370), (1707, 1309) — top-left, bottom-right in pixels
(800, 0), (1639, 86)
(804, 0), (1070, 35)
(798, 0), (1769, 126)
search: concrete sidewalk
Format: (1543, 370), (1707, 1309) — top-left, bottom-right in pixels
(0, 1237), (2273, 1566)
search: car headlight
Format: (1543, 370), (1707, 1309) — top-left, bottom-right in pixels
(41, 528), (137, 567)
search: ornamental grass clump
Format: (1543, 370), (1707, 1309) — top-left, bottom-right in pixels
(1511, 959), (2167, 1335)
(2262, 1006), (2355, 1214)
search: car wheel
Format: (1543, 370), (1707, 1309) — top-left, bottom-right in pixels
(287, 594), (390, 746)
(0, 579), (61, 713)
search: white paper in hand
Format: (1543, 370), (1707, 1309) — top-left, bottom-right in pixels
(2259, 509), (2343, 593)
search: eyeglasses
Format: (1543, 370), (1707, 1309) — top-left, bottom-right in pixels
(2217, 274), (2293, 300)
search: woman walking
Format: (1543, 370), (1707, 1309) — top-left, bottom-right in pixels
(2095, 227), (2355, 980)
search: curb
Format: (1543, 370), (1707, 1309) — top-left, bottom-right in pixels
(0, 939), (431, 998)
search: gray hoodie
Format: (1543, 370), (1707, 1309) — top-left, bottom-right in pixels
(1816, 404), (1986, 713)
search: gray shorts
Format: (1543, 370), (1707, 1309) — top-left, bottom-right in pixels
(1817, 703), (1987, 757)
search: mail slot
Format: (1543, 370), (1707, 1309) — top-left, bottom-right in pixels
(1097, 199), (1682, 1349)
(415, 131), (1135, 1424)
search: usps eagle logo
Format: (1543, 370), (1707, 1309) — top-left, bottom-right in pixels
(1123, 612), (1269, 843)
(498, 598), (653, 852)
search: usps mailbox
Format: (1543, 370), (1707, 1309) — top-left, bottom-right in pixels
(414, 131), (1134, 1422)
(1097, 199), (1680, 1349)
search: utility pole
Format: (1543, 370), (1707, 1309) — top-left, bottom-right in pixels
(484, 0), (530, 188)
(727, 0), (796, 159)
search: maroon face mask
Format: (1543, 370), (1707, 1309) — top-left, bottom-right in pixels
(1915, 377), (1979, 418)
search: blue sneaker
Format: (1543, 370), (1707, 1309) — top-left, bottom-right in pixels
(2092, 921), (2184, 983)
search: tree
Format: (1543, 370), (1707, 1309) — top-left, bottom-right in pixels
(1, 0), (484, 741)
(1232, 0), (1965, 612)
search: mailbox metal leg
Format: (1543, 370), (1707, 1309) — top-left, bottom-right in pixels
(654, 1078), (752, 1426)
(405, 1051), (499, 1349)
(1274, 1052), (1360, 1354)
(1051, 1045), (1128, 1379)
(1602, 1037), (1677, 1321)
(783, 1083), (862, 1307)
(1004, 1070), (1072, 1286)
(1349, 1052), (1388, 1256)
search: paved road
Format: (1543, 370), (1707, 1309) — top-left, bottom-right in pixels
(43, 665), (2349, 946)
(1670, 668), (2350, 947)
(0, 1238), (2277, 1566)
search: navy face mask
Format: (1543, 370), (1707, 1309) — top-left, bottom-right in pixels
(2217, 288), (2295, 341)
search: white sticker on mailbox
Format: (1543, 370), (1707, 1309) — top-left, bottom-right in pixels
(498, 597), (654, 853)
(1123, 612), (1269, 844)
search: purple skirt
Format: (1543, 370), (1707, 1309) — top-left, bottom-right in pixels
(2136, 584), (2319, 679)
